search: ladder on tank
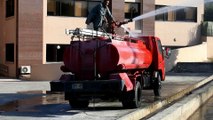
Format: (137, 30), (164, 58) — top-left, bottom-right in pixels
(65, 28), (123, 41)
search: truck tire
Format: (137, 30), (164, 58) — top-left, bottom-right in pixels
(69, 99), (89, 109)
(122, 81), (142, 108)
(153, 72), (162, 96)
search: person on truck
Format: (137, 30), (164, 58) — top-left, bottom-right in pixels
(85, 0), (116, 32)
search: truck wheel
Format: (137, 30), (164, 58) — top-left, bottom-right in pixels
(153, 72), (162, 96)
(122, 82), (142, 108)
(69, 99), (89, 109)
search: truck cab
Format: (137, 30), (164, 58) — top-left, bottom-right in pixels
(140, 36), (165, 80)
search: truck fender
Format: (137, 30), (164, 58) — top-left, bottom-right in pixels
(110, 73), (133, 91)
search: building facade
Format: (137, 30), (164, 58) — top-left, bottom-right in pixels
(0, 0), (205, 80)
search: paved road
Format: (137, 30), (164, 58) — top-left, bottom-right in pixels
(0, 73), (211, 120)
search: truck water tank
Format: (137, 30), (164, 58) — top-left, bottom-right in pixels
(63, 38), (152, 80)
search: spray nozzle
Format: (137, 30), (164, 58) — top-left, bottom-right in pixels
(117, 19), (133, 27)
(128, 19), (133, 22)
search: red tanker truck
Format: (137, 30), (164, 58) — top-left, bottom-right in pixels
(50, 27), (166, 108)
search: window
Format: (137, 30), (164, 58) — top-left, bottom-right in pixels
(6, 0), (14, 17)
(47, 0), (74, 16)
(46, 44), (68, 62)
(156, 40), (164, 59)
(155, 5), (197, 22)
(6, 43), (14, 62)
(176, 9), (185, 21)
(47, 0), (101, 17)
(184, 7), (197, 22)
(60, 1), (75, 16)
(155, 5), (168, 21)
(125, 2), (141, 19)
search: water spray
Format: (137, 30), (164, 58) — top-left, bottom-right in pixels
(133, 0), (213, 22)
(119, 0), (213, 37)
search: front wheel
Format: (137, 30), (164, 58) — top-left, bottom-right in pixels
(153, 72), (162, 96)
(121, 82), (142, 108)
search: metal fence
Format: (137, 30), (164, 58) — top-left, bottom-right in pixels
(0, 64), (9, 76)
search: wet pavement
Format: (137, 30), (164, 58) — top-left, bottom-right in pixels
(0, 73), (212, 120)
(0, 78), (49, 106)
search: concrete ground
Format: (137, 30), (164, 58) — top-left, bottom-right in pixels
(0, 78), (50, 105)
(0, 73), (213, 120)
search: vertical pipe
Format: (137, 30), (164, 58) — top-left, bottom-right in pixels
(94, 38), (97, 81)
(16, 0), (19, 78)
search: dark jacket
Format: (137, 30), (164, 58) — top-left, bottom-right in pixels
(86, 3), (114, 30)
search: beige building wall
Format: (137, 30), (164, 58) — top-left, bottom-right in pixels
(165, 42), (209, 71)
(155, 0), (204, 46)
(155, 22), (201, 46)
(202, 37), (213, 60)
(207, 38), (213, 60)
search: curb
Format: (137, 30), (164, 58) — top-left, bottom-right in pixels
(118, 74), (213, 120)
(148, 75), (213, 120)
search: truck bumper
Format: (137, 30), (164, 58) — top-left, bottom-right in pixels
(65, 79), (124, 92)
(50, 79), (125, 99)
(50, 80), (65, 92)
(65, 79), (125, 100)
(50, 74), (75, 92)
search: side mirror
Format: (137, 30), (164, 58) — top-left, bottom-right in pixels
(162, 47), (171, 58)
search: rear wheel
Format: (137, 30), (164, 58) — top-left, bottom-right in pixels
(121, 82), (142, 108)
(153, 72), (162, 96)
(69, 99), (89, 109)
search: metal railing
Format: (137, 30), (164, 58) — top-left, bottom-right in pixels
(65, 28), (124, 41)
(0, 64), (9, 76)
